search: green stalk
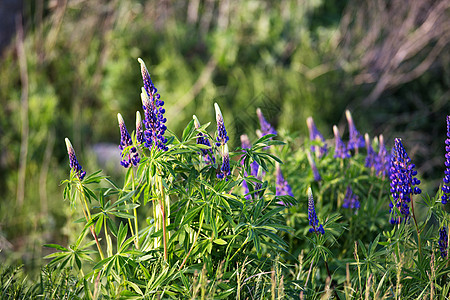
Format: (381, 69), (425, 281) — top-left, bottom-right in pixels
(410, 196), (422, 257)
(179, 211), (204, 270)
(131, 169), (139, 249)
(157, 175), (168, 261)
(77, 181), (105, 260)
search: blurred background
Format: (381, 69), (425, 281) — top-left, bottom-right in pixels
(0, 0), (449, 276)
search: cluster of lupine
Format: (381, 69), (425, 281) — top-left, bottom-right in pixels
(138, 58), (168, 152)
(240, 134), (260, 200)
(65, 138), (86, 180)
(117, 113), (140, 168)
(306, 151), (321, 182)
(345, 110), (365, 152)
(389, 138), (421, 224)
(307, 187), (325, 234)
(215, 103), (231, 180)
(256, 108), (277, 136)
(364, 133), (377, 169)
(306, 117), (327, 158)
(375, 134), (389, 177)
(275, 164), (294, 198)
(439, 226), (448, 258)
(441, 115), (450, 204)
(342, 185), (360, 211)
(193, 115), (215, 165)
(333, 125), (351, 159)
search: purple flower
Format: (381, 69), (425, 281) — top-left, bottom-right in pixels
(346, 110), (365, 152)
(136, 111), (143, 144)
(118, 113), (140, 168)
(365, 133), (377, 169)
(256, 108), (277, 136)
(217, 144), (231, 180)
(342, 185), (360, 211)
(389, 138), (421, 224)
(439, 226), (448, 258)
(441, 115), (450, 204)
(276, 163), (294, 200)
(306, 151), (321, 182)
(65, 138), (86, 180)
(215, 103), (229, 147)
(193, 115), (215, 165)
(306, 117), (327, 158)
(375, 134), (390, 177)
(307, 187), (324, 235)
(138, 58), (168, 151)
(333, 125), (350, 159)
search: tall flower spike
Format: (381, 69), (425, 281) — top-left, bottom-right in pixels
(118, 113), (140, 168)
(65, 138), (86, 180)
(240, 134), (252, 200)
(193, 115), (215, 165)
(306, 150), (321, 181)
(307, 187), (324, 235)
(306, 117), (327, 158)
(217, 144), (231, 180)
(256, 108), (277, 136)
(138, 58), (168, 151)
(439, 226), (448, 258)
(214, 103), (229, 147)
(346, 110), (365, 152)
(365, 133), (377, 169)
(389, 138), (421, 224)
(342, 185), (360, 211)
(136, 111), (143, 144)
(441, 115), (450, 204)
(333, 125), (350, 159)
(375, 134), (390, 177)
(275, 163), (294, 198)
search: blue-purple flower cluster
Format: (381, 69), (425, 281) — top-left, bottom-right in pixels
(333, 125), (350, 159)
(389, 138), (421, 224)
(194, 115), (215, 165)
(346, 110), (365, 152)
(118, 113), (140, 168)
(65, 138), (86, 180)
(342, 185), (360, 211)
(136, 111), (143, 144)
(275, 164), (294, 198)
(364, 133), (377, 169)
(307, 117), (327, 158)
(441, 115), (450, 204)
(215, 103), (230, 179)
(308, 187), (325, 235)
(138, 58), (168, 152)
(306, 151), (321, 181)
(375, 135), (390, 177)
(439, 226), (448, 258)
(257, 108), (277, 136)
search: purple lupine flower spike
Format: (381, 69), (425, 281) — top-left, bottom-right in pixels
(375, 134), (390, 177)
(136, 111), (143, 144)
(342, 185), (360, 211)
(275, 163), (294, 197)
(346, 110), (365, 153)
(306, 151), (321, 182)
(65, 138), (86, 180)
(441, 115), (450, 204)
(240, 134), (252, 200)
(118, 113), (140, 168)
(307, 117), (327, 158)
(333, 125), (350, 159)
(256, 108), (277, 136)
(214, 103), (229, 147)
(365, 133), (377, 169)
(138, 58), (168, 151)
(389, 138), (421, 224)
(439, 226), (448, 258)
(307, 187), (325, 235)
(193, 115), (215, 165)
(217, 144), (231, 180)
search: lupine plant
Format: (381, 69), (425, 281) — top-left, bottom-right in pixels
(41, 59), (450, 298)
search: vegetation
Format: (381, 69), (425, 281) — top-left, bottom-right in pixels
(0, 0), (449, 298)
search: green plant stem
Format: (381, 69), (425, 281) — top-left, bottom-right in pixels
(410, 197), (422, 256)
(179, 211), (204, 270)
(131, 169), (139, 249)
(77, 181), (105, 260)
(158, 175), (168, 261)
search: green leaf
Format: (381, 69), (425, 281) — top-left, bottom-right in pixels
(213, 238), (227, 245)
(182, 119), (195, 142)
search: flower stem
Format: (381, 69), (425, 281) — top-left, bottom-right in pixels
(131, 169), (139, 249)
(157, 175), (168, 261)
(410, 196), (422, 256)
